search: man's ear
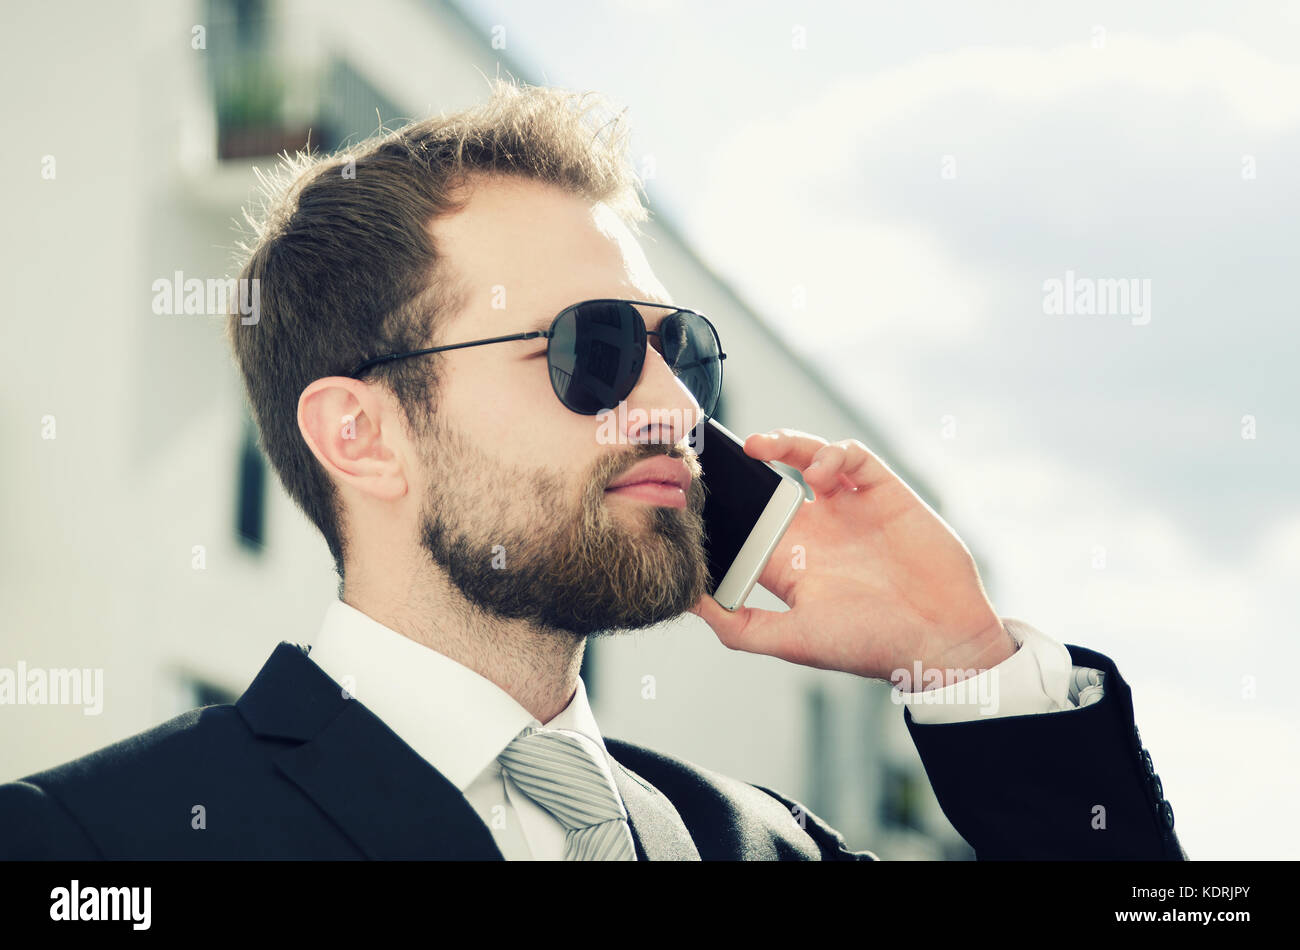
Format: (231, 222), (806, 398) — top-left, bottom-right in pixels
(297, 377), (410, 503)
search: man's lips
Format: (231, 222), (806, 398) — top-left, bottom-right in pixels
(605, 456), (692, 508)
(606, 456), (692, 492)
(605, 482), (688, 508)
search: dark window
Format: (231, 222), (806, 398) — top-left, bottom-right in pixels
(176, 673), (239, 711)
(236, 418), (266, 552)
(879, 764), (925, 832)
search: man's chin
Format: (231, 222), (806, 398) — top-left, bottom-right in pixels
(583, 587), (706, 637)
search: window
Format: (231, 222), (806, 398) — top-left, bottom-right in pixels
(236, 418), (266, 552)
(879, 764), (925, 832)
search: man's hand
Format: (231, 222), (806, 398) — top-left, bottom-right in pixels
(688, 429), (1017, 687)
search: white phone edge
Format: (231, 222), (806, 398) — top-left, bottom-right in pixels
(710, 468), (805, 612)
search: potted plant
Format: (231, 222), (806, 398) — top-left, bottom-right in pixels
(215, 60), (322, 160)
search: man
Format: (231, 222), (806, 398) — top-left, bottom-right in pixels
(0, 81), (1183, 860)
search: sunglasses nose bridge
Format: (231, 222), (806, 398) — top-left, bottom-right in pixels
(551, 301), (718, 424)
(623, 339), (706, 438)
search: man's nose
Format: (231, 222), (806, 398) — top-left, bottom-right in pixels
(616, 345), (702, 446)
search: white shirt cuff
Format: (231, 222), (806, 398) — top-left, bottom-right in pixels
(895, 618), (1105, 724)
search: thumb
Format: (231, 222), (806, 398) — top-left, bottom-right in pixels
(688, 593), (789, 658)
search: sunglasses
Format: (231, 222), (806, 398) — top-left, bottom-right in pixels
(349, 298), (727, 421)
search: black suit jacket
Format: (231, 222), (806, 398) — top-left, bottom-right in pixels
(0, 641), (1185, 860)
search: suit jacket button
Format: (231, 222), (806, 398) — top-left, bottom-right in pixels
(1159, 800), (1175, 830)
(1141, 749), (1155, 776)
(1152, 774), (1163, 799)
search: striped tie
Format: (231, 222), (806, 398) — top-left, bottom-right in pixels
(497, 726), (637, 861)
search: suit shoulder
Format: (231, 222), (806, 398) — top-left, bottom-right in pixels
(0, 780), (102, 859)
(2, 704), (257, 857)
(604, 737), (876, 861)
(18, 703), (248, 790)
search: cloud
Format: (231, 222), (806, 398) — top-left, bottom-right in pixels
(680, 23), (1300, 858)
(693, 27), (1300, 545)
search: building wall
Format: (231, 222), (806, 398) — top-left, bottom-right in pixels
(0, 0), (967, 858)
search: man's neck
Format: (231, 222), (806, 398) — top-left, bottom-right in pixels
(341, 579), (586, 725)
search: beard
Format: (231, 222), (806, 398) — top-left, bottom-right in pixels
(417, 414), (709, 638)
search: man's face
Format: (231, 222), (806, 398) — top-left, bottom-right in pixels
(412, 174), (710, 637)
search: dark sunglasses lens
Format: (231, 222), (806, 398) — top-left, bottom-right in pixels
(657, 311), (723, 419)
(547, 301), (646, 414)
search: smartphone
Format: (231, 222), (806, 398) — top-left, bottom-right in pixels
(694, 417), (806, 611)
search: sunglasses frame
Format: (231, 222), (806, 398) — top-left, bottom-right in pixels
(348, 298), (727, 418)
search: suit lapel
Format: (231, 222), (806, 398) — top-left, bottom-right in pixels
(237, 642), (702, 860)
(237, 642), (503, 859)
(610, 757), (701, 860)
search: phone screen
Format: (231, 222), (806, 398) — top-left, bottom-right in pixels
(695, 418), (789, 593)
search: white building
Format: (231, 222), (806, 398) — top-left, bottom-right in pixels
(0, 0), (974, 858)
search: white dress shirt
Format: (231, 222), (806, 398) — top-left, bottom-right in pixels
(305, 600), (619, 860)
(304, 600), (1104, 859)
(902, 617), (1106, 724)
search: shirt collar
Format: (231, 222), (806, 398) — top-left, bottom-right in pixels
(304, 599), (607, 792)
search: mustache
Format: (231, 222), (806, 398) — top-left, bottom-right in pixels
(598, 443), (700, 490)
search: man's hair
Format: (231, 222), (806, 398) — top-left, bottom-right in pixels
(227, 79), (649, 582)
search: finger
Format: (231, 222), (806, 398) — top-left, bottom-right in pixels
(801, 443), (853, 498)
(741, 428), (829, 470)
(688, 593), (739, 632)
(807, 439), (893, 497)
(833, 439), (894, 491)
(690, 593), (793, 659)
(818, 472), (859, 499)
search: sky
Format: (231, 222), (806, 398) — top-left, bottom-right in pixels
(456, 0), (1300, 858)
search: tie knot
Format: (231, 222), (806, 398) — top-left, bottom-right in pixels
(498, 727), (627, 831)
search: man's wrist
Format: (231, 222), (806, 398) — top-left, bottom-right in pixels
(921, 619), (1019, 689)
